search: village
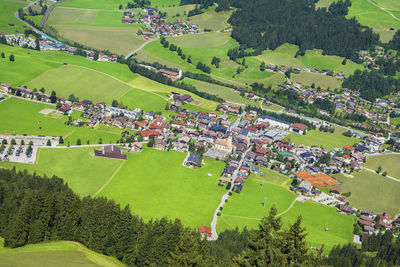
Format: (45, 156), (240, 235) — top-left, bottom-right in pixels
(0, 81), (399, 242)
(121, 7), (199, 39)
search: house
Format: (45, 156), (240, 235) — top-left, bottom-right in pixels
(94, 145), (127, 160)
(339, 204), (353, 214)
(158, 69), (181, 82)
(0, 83), (11, 93)
(180, 94), (193, 103)
(330, 186), (342, 195)
(361, 210), (374, 218)
(290, 123), (308, 135)
(139, 130), (160, 140)
(198, 226), (211, 238)
(186, 153), (201, 167)
(132, 142), (143, 152)
(58, 104), (72, 114)
(153, 139), (167, 150)
(144, 111), (156, 121)
(259, 115), (290, 130)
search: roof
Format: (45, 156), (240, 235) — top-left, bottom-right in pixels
(198, 226), (211, 234)
(187, 153), (200, 164)
(290, 123), (308, 131)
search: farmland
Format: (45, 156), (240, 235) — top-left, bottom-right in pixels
(334, 170), (400, 215)
(0, 97), (122, 145)
(365, 154), (400, 178)
(98, 147), (226, 228)
(217, 173), (354, 251)
(0, 240), (124, 267)
(285, 126), (359, 151)
(0, 0), (29, 35)
(0, 147), (123, 196)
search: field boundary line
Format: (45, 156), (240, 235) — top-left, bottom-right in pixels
(222, 214), (261, 221)
(93, 160), (125, 197)
(362, 167), (400, 182)
(366, 0), (400, 21)
(220, 215), (235, 228)
(276, 197), (298, 217)
(56, 6), (122, 12)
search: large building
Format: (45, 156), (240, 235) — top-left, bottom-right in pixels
(94, 145), (127, 160)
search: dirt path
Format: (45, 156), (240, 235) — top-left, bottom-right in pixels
(93, 160), (126, 197)
(366, 0), (400, 21)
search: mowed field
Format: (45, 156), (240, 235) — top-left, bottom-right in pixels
(217, 171), (354, 251)
(0, 0), (29, 34)
(0, 97), (123, 145)
(0, 147), (124, 196)
(98, 147), (226, 227)
(0, 239), (124, 267)
(365, 154), (400, 179)
(0, 44), (218, 112)
(334, 170), (400, 215)
(285, 126), (360, 151)
(46, 0), (147, 55)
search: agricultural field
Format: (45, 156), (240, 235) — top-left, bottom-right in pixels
(217, 173), (354, 251)
(128, 75), (219, 111)
(0, 147), (124, 196)
(334, 170), (400, 215)
(256, 43), (363, 76)
(98, 147), (227, 228)
(285, 126), (360, 151)
(0, 0), (29, 34)
(0, 240), (124, 267)
(390, 116), (400, 126)
(183, 78), (258, 106)
(365, 154), (400, 179)
(0, 97), (122, 145)
(190, 8), (232, 31)
(291, 72), (342, 89)
(59, 0), (131, 10)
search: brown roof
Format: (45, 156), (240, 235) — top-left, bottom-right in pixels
(290, 123), (308, 131)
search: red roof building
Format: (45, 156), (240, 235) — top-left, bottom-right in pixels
(198, 226), (211, 238)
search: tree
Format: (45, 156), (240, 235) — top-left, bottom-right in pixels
(59, 136), (64, 144)
(20, 140), (25, 145)
(165, 102), (170, 110)
(260, 62), (266, 71)
(376, 166), (382, 173)
(1, 52), (4, 58)
(68, 94), (76, 102)
(342, 58), (347, 65)
(46, 140), (51, 146)
(50, 91), (57, 103)
(119, 4), (123, 9)
(9, 54), (15, 62)
(147, 139), (155, 147)
(93, 53), (99, 61)
(76, 139), (81, 146)
(98, 138), (102, 144)
(382, 171), (387, 176)
(11, 139), (16, 145)
(112, 99), (118, 107)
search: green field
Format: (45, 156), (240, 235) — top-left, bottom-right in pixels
(59, 0), (131, 10)
(190, 8), (232, 31)
(285, 126), (359, 150)
(0, 147), (123, 196)
(0, 0), (29, 34)
(217, 172), (354, 251)
(256, 43), (363, 76)
(0, 97), (122, 145)
(365, 154), (400, 179)
(98, 147), (226, 228)
(0, 240), (124, 267)
(291, 72), (342, 89)
(317, 0), (400, 42)
(390, 117), (400, 126)
(334, 170), (400, 215)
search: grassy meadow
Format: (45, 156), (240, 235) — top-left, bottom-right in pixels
(0, 0), (29, 34)
(98, 147), (226, 228)
(0, 240), (124, 267)
(334, 170), (400, 215)
(365, 154), (400, 179)
(285, 126), (359, 151)
(217, 171), (354, 251)
(0, 147), (124, 196)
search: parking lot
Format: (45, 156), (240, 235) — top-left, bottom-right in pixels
(0, 144), (38, 164)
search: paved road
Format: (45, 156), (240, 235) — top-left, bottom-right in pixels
(210, 112), (247, 240)
(362, 167), (400, 183)
(14, 0), (42, 34)
(125, 37), (159, 59)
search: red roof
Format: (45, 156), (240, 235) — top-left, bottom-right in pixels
(290, 123), (308, 131)
(344, 146), (356, 151)
(139, 130), (160, 137)
(198, 226), (211, 237)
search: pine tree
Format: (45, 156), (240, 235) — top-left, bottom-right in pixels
(281, 216), (309, 265)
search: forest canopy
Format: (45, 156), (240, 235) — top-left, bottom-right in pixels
(227, 0), (379, 59)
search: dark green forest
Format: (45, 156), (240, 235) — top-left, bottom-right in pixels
(1, 169), (399, 266)
(227, 0), (379, 59)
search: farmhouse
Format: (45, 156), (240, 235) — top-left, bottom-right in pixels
(198, 226), (212, 238)
(290, 123), (308, 134)
(94, 145), (127, 160)
(158, 69), (181, 82)
(330, 186), (342, 195)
